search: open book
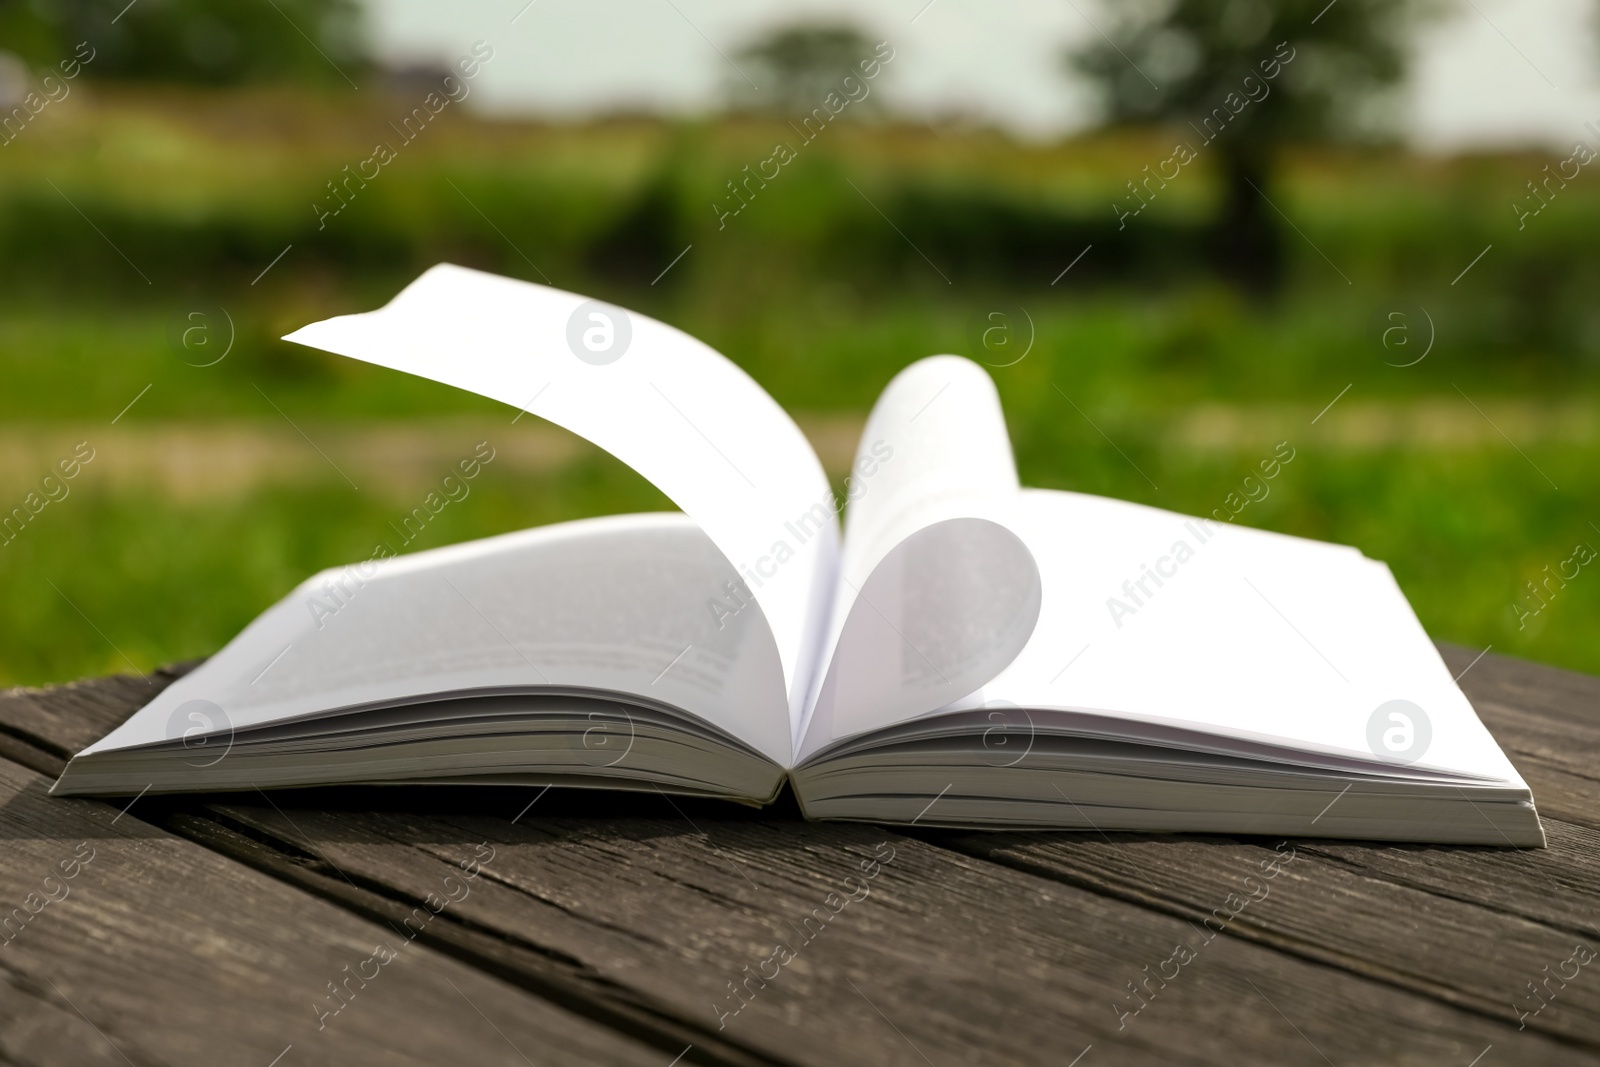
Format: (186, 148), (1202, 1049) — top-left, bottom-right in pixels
(53, 265), (1543, 846)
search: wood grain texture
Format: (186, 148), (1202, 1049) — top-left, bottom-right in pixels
(1441, 642), (1600, 832)
(0, 643), (1595, 1066)
(0, 759), (663, 1067)
(935, 822), (1600, 1044)
(934, 644), (1600, 1052)
(202, 794), (1594, 1066)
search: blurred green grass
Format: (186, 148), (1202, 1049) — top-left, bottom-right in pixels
(1, 87), (1597, 686)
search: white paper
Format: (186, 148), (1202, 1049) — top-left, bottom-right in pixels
(838, 356), (1022, 583)
(983, 489), (1521, 784)
(797, 357), (1042, 760)
(283, 264), (837, 735)
(79, 514), (795, 764)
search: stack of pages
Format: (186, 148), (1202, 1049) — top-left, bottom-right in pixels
(53, 264), (1543, 845)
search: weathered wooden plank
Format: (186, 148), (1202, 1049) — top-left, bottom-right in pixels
(5, 648), (1599, 1064)
(924, 645), (1600, 1050)
(1, 671), (798, 1067)
(0, 757), (666, 1067)
(1440, 642), (1600, 832)
(1296, 831), (1600, 938)
(0, 664), (192, 759)
(6, 672), (1589, 1065)
(936, 820), (1600, 1046)
(194, 793), (1595, 1066)
(150, 798), (786, 1067)
(0, 975), (133, 1067)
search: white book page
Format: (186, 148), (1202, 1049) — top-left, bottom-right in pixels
(838, 356), (1022, 583)
(284, 264), (836, 733)
(983, 489), (1521, 783)
(797, 357), (1041, 761)
(80, 514), (794, 765)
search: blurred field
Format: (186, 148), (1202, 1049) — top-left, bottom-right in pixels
(2, 85), (1597, 686)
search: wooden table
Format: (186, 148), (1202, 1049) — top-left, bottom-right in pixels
(0, 643), (1595, 1066)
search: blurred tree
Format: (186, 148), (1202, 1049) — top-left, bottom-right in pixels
(0, 0), (368, 87)
(1065, 0), (1426, 289)
(731, 23), (882, 114)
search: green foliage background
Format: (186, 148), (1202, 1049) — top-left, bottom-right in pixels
(1, 88), (1596, 686)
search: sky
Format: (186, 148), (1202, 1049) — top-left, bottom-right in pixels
(366, 0), (1600, 151)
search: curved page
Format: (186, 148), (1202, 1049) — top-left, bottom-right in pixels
(797, 356), (1042, 761)
(77, 514), (794, 766)
(284, 264), (836, 725)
